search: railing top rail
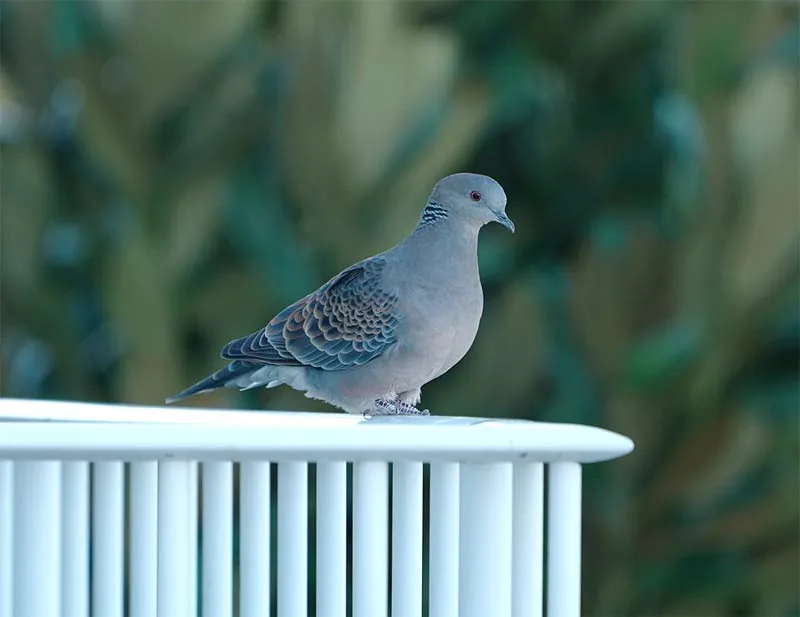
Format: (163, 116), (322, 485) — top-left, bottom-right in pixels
(0, 398), (634, 463)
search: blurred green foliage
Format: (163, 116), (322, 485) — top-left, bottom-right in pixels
(1, 1), (798, 614)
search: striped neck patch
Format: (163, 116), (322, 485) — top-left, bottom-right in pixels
(418, 201), (449, 228)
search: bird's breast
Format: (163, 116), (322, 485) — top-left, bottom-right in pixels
(394, 268), (483, 379)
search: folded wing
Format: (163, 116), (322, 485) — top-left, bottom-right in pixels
(221, 257), (399, 371)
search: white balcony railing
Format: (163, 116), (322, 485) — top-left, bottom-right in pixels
(0, 397), (634, 617)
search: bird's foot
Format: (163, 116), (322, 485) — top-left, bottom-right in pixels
(369, 398), (430, 417)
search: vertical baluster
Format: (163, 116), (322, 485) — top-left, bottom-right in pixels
(187, 462), (199, 617)
(93, 462), (124, 617)
(13, 461), (62, 617)
(240, 462), (271, 617)
(429, 462), (460, 617)
(0, 461), (13, 617)
(202, 462), (233, 617)
(352, 461), (389, 617)
(547, 462), (582, 617)
(316, 462), (347, 617)
(158, 460), (191, 617)
(392, 462), (423, 617)
(278, 462), (308, 617)
(459, 462), (513, 617)
(130, 461), (158, 617)
(62, 462), (89, 617)
(512, 462), (544, 617)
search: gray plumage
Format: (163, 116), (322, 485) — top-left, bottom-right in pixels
(167, 172), (513, 415)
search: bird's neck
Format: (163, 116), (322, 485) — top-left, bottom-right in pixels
(404, 210), (481, 274)
(412, 201), (482, 240)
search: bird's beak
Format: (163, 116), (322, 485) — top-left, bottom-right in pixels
(494, 211), (515, 233)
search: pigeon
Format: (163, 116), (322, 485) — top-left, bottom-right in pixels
(166, 172), (513, 416)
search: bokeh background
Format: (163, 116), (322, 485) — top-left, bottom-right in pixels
(1, 1), (798, 615)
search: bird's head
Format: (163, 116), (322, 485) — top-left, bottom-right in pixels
(429, 172), (514, 232)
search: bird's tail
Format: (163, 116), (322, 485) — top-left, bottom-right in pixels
(165, 360), (262, 404)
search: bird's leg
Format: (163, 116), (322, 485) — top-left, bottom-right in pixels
(369, 397), (429, 416)
(396, 389), (430, 415)
(371, 398), (400, 416)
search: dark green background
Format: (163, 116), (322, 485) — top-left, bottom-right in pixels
(1, 1), (798, 614)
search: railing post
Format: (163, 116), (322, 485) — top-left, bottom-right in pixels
(13, 461), (62, 617)
(352, 461), (389, 617)
(93, 462), (124, 617)
(547, 462), (583, 617)
(429, 462), (460, 617)
(316, 462), (347, 617)
(158, 460), (192, 617)
(278, 462), (309, 617)
(458, 462), (513, 617)
(512, 462), (544, 617)
(0, 461), (12, 617)
(202, 461), (233, 617)
(391, 461), (424, 617)
(61, 462), (89, 617)
(240, 461), (271, 617)
(129, 461), (158, 617)
(187, 462), (199, 617)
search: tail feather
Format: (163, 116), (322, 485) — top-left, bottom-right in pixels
(165, 360), (261, 404)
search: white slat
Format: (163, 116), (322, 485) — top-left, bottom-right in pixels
(129, 461), (158, 617)
(240, 462), (271, 617)
(315, 461), (347, 617)
(61, 462), (89, 617)
(0, 461), (13, 617)
(352, 461), (389, 617)
(202, 462), (233, 617)
(278, 462), (308, 617)
(92, 462), (124, 617)
(547, 462), (582, 617)
(158, 460), (192, 617)
(188, 461), (199, 617)
(512, 462), (544, 617)
(391, 462), (423, 617)
(429, 462), (459, 617)
(13, 461), (62, 617)
(459, 462), (513, 617)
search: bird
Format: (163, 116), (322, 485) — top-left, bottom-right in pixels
(166, 172), (514, 416)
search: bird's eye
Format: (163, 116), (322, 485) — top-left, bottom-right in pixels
(470, 191), (482, 201)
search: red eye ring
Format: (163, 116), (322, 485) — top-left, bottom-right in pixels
(470, 191), (482, 201)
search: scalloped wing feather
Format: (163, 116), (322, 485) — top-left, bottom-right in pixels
(220, 258), (399, 371)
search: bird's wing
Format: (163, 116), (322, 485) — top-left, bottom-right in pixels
(220, 257), (399, 370)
